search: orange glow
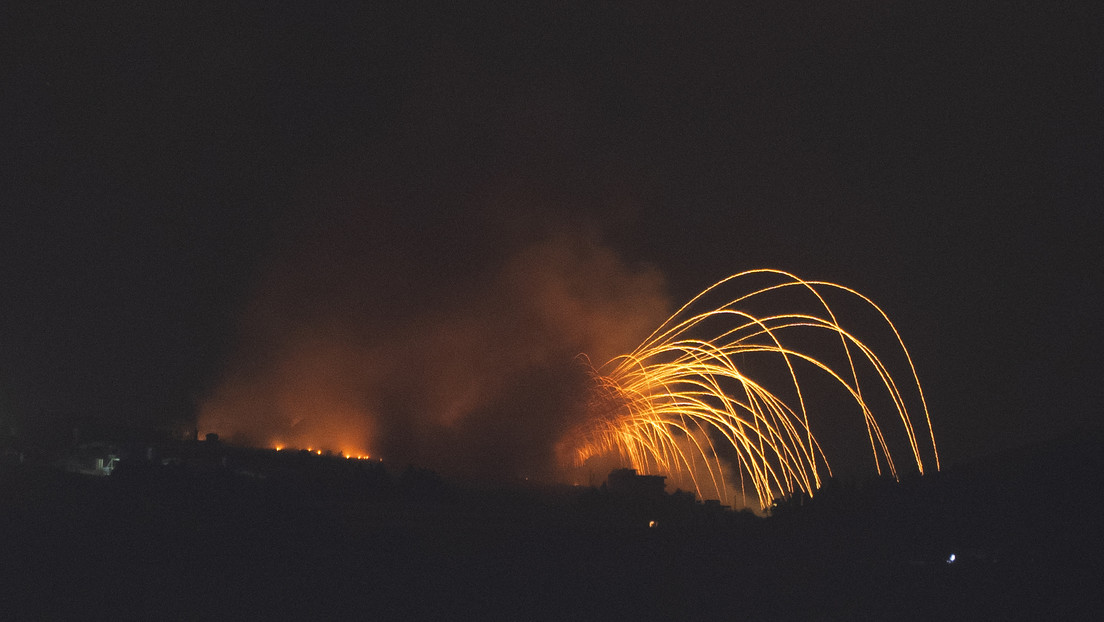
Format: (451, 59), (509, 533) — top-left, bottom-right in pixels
(563, 270), (939, 510)
(270, 444), (372, 459)
(196, 231), (670, 494)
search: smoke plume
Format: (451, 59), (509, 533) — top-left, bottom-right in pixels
(199, 210), (669, 483)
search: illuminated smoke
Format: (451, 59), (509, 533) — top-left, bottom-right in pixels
(199, 222), (669, 481)
(201, 213), (937, 503)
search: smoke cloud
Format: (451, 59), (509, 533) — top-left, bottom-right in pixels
(199, 209), (670, 483)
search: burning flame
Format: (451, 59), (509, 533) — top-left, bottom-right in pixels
(272, 444), (372, 460)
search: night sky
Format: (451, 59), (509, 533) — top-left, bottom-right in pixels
(3, 2), (1102, 480)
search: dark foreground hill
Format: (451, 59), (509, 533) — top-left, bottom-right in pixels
(1, 432), (1101, 620)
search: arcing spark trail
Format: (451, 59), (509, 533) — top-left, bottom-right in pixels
(563, 270), (939, 509)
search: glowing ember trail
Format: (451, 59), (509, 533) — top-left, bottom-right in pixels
(561, 270), (939, 510)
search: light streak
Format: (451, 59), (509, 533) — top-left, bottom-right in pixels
(563, 269), (939, 510)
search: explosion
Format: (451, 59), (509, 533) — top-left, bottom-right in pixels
(199, 209), (938, 507)
(561, 269), (939, 510)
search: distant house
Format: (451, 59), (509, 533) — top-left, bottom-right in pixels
(59, 442), (119, 476)
(606, 468), (666, 498)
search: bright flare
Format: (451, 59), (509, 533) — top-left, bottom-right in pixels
(563, 270), (939, 510)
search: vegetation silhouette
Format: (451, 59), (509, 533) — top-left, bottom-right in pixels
(0, 430), (1100, 619)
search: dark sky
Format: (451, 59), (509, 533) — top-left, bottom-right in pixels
(3, 2), (1102, 478)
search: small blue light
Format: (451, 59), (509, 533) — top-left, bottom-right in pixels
(947, 553), (956, 564)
